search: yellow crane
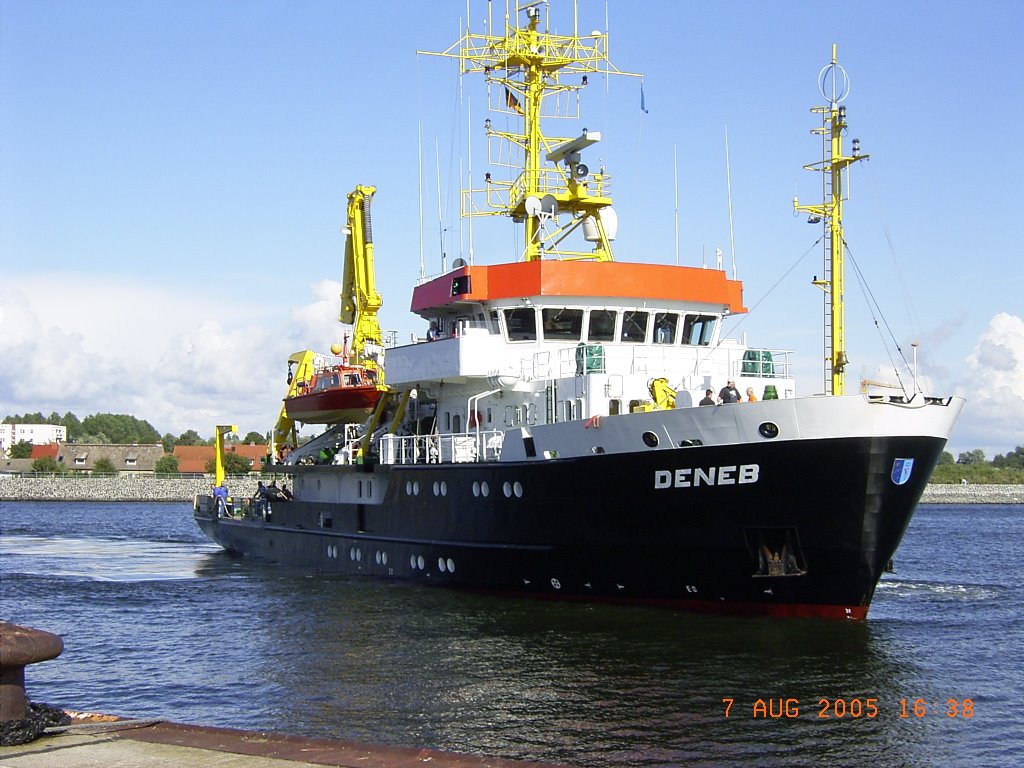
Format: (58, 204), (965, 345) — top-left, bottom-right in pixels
(269, 185), (387, 461)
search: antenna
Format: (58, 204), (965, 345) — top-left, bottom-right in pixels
(673, 144), (679, 266)
(467, 94), (474, 265)
(418, 119), (425, 279)
(725, 125), (737, 280)
(435, 138), (444, 274)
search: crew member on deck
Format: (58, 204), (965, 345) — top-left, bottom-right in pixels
(212, 483), (228, 517)
(719, 381), (740, 404)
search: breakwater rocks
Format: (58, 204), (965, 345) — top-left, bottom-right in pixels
(0, 475), (263, 503)
(1, 475), (1022, 504)
(919, 484), (1024, 505)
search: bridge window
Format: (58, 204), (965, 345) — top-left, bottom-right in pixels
(587, 309), (616, 341)
(542, 308), (583, 340)
(653, 312), (679, 344)
(503, 308), (537, 341)
(682, 314), (718, 346)
(620, 311), (649, 343)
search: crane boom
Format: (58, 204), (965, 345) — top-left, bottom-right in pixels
(340, 184), (385, 380)
(268, 185), (388, 462)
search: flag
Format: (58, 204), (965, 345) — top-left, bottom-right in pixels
(505, 86), (522, 114)
(640, 82), (649, 114)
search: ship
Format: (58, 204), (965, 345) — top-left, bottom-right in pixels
(195, 3), (963, 619)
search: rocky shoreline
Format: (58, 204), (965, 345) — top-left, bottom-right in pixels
(0, 474), (1021, 504)
(919, 483), (1024, 505)
(0, 475), (264, 503)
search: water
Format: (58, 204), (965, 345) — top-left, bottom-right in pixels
(1, 501), (1021, 767)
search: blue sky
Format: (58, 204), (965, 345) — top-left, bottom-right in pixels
(2, 0), (1022, 458)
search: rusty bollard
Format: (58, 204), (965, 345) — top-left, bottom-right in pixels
(0, 622), (64, 721)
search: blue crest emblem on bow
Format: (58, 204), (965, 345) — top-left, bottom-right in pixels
(891, 458), (914, 486)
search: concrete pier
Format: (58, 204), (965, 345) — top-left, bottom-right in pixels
(0, 718), (567, 767)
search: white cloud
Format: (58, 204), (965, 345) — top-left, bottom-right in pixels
(0, 276), (349, 439)
(952, 312), (1024, 457)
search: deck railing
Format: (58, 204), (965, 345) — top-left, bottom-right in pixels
(378, 430), (504, 466)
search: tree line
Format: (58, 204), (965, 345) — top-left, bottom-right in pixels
(928, 446), (1024, 484)
(3, 412), (265, 453)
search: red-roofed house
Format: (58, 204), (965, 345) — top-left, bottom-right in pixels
(173, 444), (268, 474)
(30, 443), (60, 460)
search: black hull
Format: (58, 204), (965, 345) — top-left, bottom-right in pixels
(196, 435), (944, 619)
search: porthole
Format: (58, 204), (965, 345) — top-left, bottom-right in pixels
(440, 481), (448, 496)
(481, 481), (490, 497)
(642, 431), (659, 447)
(446, 558), (455, 573)
(503, 481), (513, 497)
(413, 480), (420, 495)
(405, 481), (413, 495)
(375, 551), (382, 565)
(472, 481), (480, 497)
(513, 481), (523, 498)
(410, 554), (417, 569)
(417, 555), (425, 570)
(758, 422), (780, 439)
(433, 481), (440, 496)
(438, 557), (447, 573)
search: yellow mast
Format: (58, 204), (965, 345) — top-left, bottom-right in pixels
(419, 0), (638, 262)
(213, 424), (237, 487)
(794, 45), (868, 396)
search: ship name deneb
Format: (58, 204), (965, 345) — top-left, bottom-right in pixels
(654, 464), (761, 489)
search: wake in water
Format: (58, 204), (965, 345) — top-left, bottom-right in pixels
(876, 577), (1001, 602)
(0, 534), (221, 582)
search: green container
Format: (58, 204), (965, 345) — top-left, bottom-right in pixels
(742, 350), (775, 375)
(575, 343), (605, 375)
(763, 385), (779, 400)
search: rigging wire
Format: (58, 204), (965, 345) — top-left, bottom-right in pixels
(720, 237), (822, 339)
(695, 238), (822, 379)
(845, 238), (912, 395)
(865, 163), (922, 338)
